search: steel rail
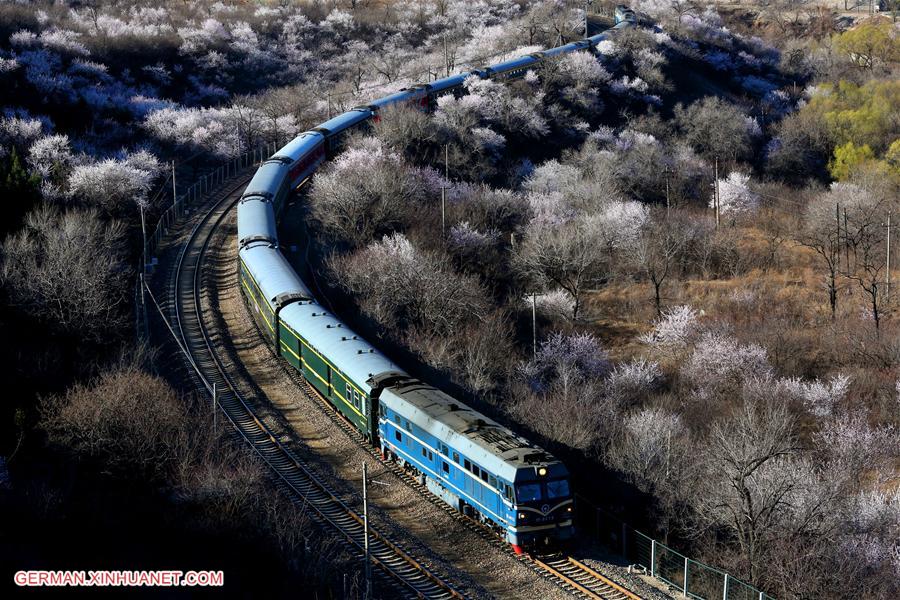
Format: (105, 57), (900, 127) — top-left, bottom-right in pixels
(165, 182), (464, 600)
(528, 555), (643, 600)
(241, 296), (645, 600)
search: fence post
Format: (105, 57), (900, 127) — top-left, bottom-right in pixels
(683, 557), (689, 598)
(723, 573), (729, 600)
(650, 539), (656, 578)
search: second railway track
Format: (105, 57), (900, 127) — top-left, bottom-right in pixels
(163, 180), (464, 600)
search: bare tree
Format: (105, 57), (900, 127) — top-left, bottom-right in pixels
(674, 97), (753, 165)
(228, 101), (263, 153)
(606, 406), (691, 539)
(843, 184), (890, 329)
(632, 209), (694, 316)
(41, 367), (188, 476)
(514, 217), (607, 321)
(691, 397), (802, 584)
(373, 104), (439, 163)
(309, 138), (419, 247)
(1, 205), (128, 341)
(798, 192), (845, 320)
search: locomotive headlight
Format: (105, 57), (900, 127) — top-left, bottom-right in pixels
(518, 512), (527, 521)
(566, 506), (573, 512)
(538, 467), (547, 476)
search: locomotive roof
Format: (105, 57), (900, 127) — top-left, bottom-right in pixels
(379, 380), (561, 482)
(279, 302), (403, 394)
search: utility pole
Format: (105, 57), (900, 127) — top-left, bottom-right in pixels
(664, 165), (670, 218)
(441, 144), (449, 238)
(138, 271), (147, 339)
(531, 293), (537, 358)
(844, 207), (851, 276)
(714, 156), (720, 228)
(440, 185), (447, 238)
(444, 143), (449, 180)
(362, 461), (372, 600)
(584, 0), (594, 36)
(884, 212), (892, 302)
(171, 161), (177, 213)
(836, 202), (842, 274)
(139, 202), (147, 269)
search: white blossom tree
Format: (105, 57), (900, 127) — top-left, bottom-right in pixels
(519, 331), (611, 393)
(640, 304), (701, 353)
(67, 157), (157, 216)
(711, 172), (760, 221)
(681, 331), (771, 399)
(309, 138), (421, 247)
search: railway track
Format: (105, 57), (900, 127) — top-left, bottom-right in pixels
(240, 265), (646, 600)
(529, 555), (643, 600)
(163, 181), (464, 600)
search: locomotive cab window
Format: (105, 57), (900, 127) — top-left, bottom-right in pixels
(547, 479), (570, 499)
(516, 483), (542, 503)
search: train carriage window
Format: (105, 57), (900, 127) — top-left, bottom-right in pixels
(395, 431), (402, 442)
(480, 470), (488, 483)
(453, 452), (460, 464)
(428, 450), (433, 461)
(422, 447), (428, 459)
(346, 382), (352, 401)
(488, 475), (497, 489)
(442, 462), (449, 474)
(464, 459), (471, 471)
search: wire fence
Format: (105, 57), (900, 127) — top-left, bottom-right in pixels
(134, 142), (276, 341)
(142, 142), (278, 269)
(576, 494), (774, 600)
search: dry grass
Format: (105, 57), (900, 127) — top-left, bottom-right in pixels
(585, 220), (900, 376)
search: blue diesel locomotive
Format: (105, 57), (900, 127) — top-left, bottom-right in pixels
(237, 11), (635, 551)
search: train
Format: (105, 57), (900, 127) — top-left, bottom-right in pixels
(236, 8), (635, 552)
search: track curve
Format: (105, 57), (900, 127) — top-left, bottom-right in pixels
(169, 183), (466, 600)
